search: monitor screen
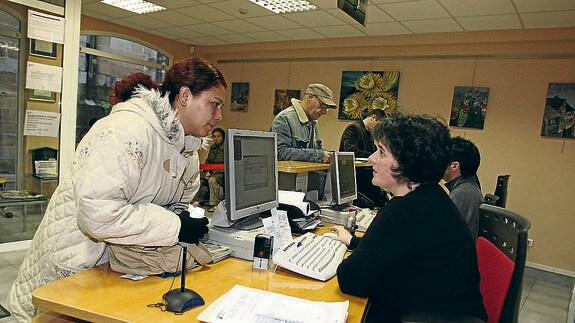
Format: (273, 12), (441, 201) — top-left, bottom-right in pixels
(330, 152), (357, 206)
(224, 129), (278, 225)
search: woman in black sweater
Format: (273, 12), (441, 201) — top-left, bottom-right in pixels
(333, 113), (487, 322)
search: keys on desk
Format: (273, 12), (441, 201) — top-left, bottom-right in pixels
(272, 232), (347, 281)
(356, 208), (377, 232)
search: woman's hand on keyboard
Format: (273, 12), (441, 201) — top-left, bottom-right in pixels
(330, 226), (353, 247)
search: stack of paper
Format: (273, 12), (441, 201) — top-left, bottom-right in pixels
(197, 284), (349, 323)
(202, 241), (232, 263)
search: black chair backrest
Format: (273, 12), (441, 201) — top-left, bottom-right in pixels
(478, 204), (531, 323)
(493, 175), (510, 208)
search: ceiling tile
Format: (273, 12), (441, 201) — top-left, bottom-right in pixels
(514, 0), (575, 13)
(313, 25), (367, 38)
(402, 18), (463, 33)
(246, 15), (304, 30)
(458, 14), (522, 31)
(244, 31), (291, 42)
(185, 23), (234, 36)
(381, 0), (451, 20)
(439, 0), (516, 17)
(178, 4), (235, 22)
(208, 0), (275, 18)
(368, 5), (396, 23)
(216, 33), (259, 44)
(365, 21), (412, 36)
(212, 19), (264, 33)
(275, 28), (326, 40)
(521, 11), (575, 29)
(284, 10), (348, 27)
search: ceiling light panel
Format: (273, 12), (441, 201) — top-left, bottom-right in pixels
(101, 0), (166, 14)
(249, 0), (317, 14)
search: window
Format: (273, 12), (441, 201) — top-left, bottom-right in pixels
(0, 8), (22, 191)
(76, 34), (169, 143)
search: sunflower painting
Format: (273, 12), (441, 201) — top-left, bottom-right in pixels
(338, 71), (400, 120)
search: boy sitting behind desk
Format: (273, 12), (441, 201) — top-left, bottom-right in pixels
(330, 113), (487, 322)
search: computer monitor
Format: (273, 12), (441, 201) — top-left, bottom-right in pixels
(211, 129), (278, 230)
(330, 151), (357, 207)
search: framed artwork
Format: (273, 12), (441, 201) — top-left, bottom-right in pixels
(30, 39), (57, 59)
(541, 83), (575, 139)
(338, 71), (400, 120)
(274, 89), (301, 115)
(230, 82), (249, 112)
(449, 86), (489, 129)
(28, 89), (57, 102)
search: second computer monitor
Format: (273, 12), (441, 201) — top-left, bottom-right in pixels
(224, 129), (278, 227)
(330, 151), (357, 206)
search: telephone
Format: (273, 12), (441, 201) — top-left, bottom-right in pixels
(277, 202), (320, 234)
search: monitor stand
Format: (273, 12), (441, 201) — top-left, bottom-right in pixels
(210, 200), (263, 231)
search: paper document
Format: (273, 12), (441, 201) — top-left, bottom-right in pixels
(261, 208), (293, 255)
(197, 284), (349, 323)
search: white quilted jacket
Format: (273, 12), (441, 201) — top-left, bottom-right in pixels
(8, 89), (202, 322)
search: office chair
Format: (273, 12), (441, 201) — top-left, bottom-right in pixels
(484, 175), (510, 208)
(476, 203), (530, 323)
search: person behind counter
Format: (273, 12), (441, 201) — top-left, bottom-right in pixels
(270, 83), (337, 163)
(8, 57), (227, 322)
(331, 113), (487, 322)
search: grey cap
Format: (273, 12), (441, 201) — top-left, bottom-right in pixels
(305, 83), (337, 108)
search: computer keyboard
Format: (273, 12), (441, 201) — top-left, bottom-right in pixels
(356, 208), (377, 232)
(272, 232), (347, 281)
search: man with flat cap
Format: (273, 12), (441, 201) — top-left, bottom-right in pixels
(271, 83), (337, 163)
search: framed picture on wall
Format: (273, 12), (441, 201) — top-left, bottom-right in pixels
(541, 83), (575, 139)
(28, 89), (57, 102)
(30, 39), (57, 59)
(230, 82), (249, 112)
(338, 71), (400, 120)
(449, 86), (489, 129)
(274, 89), (301, 115)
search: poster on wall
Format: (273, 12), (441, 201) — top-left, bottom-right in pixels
(230, 82), (249, 112)
(338, 71), (400, 120)
(274, 89), (301, 115)
(449, 86), (489, 129)
(541, 83), (575, 139)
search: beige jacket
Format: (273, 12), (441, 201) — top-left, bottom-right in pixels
(8, 89), (201, 322)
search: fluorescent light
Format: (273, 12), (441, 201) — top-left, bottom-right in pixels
(249, 0), (317, 14)
(101, 0), (166, 14)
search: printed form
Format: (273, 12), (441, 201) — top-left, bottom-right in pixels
(197, 284), (348, 323)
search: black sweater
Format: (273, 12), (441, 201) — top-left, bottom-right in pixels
(337, 183), (487, 322)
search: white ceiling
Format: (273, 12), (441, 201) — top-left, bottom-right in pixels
(80, 0), (575, 46)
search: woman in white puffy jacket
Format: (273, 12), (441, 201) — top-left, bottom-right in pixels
(8, 57), (227, 322)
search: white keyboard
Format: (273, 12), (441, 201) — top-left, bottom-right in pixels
(356, 208), (377, 232)
(273, 232), (347, 281)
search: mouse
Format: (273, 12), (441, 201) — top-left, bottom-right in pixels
(163, 288), (205, 313)
(322, 232), (337, 239)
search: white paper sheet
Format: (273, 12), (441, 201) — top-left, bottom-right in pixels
(262, 208), (293, 255)
(23, 110), (61, 137)
(28, 10), (65, 44)
(197, 284), (349, 323)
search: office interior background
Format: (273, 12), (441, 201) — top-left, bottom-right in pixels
(0, 0), (573, 279)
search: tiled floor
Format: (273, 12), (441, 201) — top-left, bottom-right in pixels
(0, 208), (574, 322)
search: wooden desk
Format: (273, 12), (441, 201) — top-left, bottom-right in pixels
(278, 160), (330, 173)
(33, 258), (367, 322)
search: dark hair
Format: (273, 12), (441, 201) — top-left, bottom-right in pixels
(363, 108), (387, 120)
(212, 127), (225, 140)
(110, 72), (159, 105)
(373, 113), (451, 185)
(451, 136), (480, 177)
(161, 57), (227, 104)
